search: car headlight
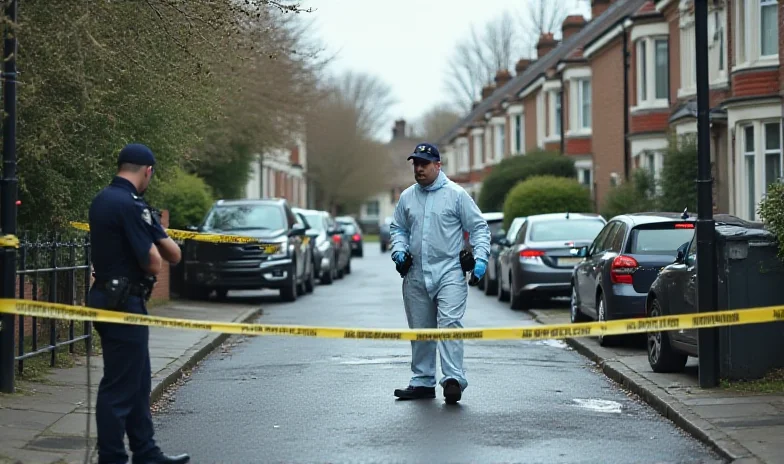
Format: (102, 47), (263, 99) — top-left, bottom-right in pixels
(269, 239), (289, 259)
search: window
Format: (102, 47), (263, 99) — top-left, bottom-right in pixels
(735, 0), (779, 68)
(578, 79), (591, 129)
(365, 200), (379, 217)
(514, 114), (523, 154)
(548, 90), (562, 137)
(473, 133), (484, 168)
(740, 121), (783, 220)
(529, 219), (606, 242)
(484, 126), (492, 163)
(636, 37), (668, 107)
(460, 140), (470, 172)
(495, 123), (506, 160)
(628, 226), (695, 255)
(578, 168), (592, 187)
(203, 204), (286, 232)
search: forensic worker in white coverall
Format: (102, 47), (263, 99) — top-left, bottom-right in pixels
(390, 142), (491, 404)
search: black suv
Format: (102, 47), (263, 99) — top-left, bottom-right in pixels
(181, 198), (310, 302)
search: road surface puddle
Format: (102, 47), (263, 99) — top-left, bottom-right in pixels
(572, 398), (623, 413)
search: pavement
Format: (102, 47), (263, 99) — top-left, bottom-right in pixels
(150, 247), (722, 463)
(530, 308), (784, 464)
(0, 299), (263, 464)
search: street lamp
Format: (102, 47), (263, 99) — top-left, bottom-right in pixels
(695, 0), (720, 388)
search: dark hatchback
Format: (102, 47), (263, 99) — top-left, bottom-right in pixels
(569, 213), (697, 346)
(181, 198), (310, 302)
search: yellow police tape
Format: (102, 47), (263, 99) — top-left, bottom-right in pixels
(69, 221), (287, 253)
(0, 298), (782, 341)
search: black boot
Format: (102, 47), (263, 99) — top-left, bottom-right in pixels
(134, 453), (190, 464)
(394, 385), (435, 400)
(443, 379), (462, 405)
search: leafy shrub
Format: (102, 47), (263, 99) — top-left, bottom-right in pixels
(502, 175), (593, 229)
(156, 168), (215, 229)
(600, 168), (659, 219)
(478, 150), (576, 212)
(758, 182), (784, 261)
(659, 134), (698, 212)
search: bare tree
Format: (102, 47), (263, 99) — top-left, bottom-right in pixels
(325, 70), (398, 139)
(443, 0), (579, 113)
(411, 104), (464, 142)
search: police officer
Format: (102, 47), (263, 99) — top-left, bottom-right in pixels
(88, 143), (189, 464)
(389, 142), (490, 404)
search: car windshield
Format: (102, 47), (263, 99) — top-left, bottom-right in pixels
(529, 219), (605, 242)
(629, 227), (696, 254)
(487, 220), (504, 236)
(202, 204), (285, 232)
(301, 213), (324, 231)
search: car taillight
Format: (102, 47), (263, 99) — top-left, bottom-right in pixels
(332, 235), (341, 244)
(610, 255), (639, 284)
(674, 223), (694, 229)
(520, 249), (545, 259)
(352, 234), (360, 241)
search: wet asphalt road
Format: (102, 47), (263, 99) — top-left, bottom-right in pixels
(152, 246), (723, 464)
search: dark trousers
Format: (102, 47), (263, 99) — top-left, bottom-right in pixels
(89, 288), (161, 464)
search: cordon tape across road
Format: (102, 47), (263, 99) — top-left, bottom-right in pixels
(0, 298), (783, 342)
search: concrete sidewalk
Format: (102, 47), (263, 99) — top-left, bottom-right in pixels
(0, 299), (262, 464)
(531, 308), (784, 464)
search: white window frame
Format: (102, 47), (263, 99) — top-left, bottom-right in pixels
(679, 2), (729, 97)
(577, 79), (591, 130)
(575, 159), (594, 192)
(737, 119), (783, 220)
(471, 129), (484, 170)
(564, 67), (592, 137)
(536, 90), (546, 148)
(734, 0), (779, 72)
(457, 137), (470, 173)
(542, 80), (561, 144)
(484, 125), (492, 164)
(633, 35), (669, 110)
(494, 120), (506, 161)
(507, 104), (524, 155)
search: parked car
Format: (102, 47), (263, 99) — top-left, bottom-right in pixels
(497, 212), (606, 310)
(569, 213), (697, 346)
(484, 216), (526, 296)
(643, 214), (748, 372)
(181, 198), (312, 302)
(293, 208), (343, 285)
(336, 215), (364, 258)
(329, 213), (352, 278)
(379, 216), (393, 252)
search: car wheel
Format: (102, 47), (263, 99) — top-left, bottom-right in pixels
(509, 272), (529, 310)
(280, 265), (298, 302)
(345, 258), (351, 274)
(596, 292), (618, 346)
(497, 271), (510, 302)
(305, 265), (315, 293)
(381, 242), (387, 252)
(647, 298), (688, 373)
(484, 267), (498, 296)
(321, 264), (334, 285)
(570, 283), (588, 323)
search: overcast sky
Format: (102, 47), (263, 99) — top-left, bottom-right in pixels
(305, 0), (591, 141)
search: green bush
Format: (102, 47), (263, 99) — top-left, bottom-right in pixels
(478, 150), (577, 212)
(659, 134), (698, 212)
(156, 168), (215, 229)
(502, 175), (593, 229)
(600, 168), (659, 219)
(758, 182), (784, 261)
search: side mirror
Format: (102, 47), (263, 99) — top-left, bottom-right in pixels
(498, 238), (510, 247)
(676, 242), (689, 263)
(288, 224), (307, 237)
(570, 246), (588, 258)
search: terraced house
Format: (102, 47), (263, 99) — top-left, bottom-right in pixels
(436, 0), (782, 221)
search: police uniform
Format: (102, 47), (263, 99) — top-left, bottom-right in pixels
(87, 144), (189, 464)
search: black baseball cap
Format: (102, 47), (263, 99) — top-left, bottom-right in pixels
(407, 143), (440, 163)
(117, 143), (156, 166)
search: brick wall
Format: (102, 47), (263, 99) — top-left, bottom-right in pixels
(150, 209), (170, 302)
(524, 94), (538, 152)
(590, 36), (626, 208)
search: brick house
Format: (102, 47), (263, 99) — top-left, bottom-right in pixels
(244, 135), (309, 209)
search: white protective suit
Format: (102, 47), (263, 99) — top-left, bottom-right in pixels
(390, 169), (491, 391)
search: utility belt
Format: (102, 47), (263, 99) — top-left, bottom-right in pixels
(92, 274), (157, 309)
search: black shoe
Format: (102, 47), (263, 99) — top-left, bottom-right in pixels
(443, 379), (462, 404)
(134, 453), (190, 464)
(394, 385), (436, 400)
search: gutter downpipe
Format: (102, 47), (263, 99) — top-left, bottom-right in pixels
(560, 66), (566, 155)
(622, 19), (631, 181)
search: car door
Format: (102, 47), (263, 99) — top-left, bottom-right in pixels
(578, 221), (620, 316)
(500, 220), (527, 293)
(286, 206), (305, 280)
(681, 233), (699, 345)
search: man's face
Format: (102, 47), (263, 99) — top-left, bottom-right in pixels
(413, 158), (440, 186)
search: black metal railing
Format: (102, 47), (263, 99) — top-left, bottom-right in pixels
(13, 231), (92, 374)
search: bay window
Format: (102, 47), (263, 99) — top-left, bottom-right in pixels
(735, 0), (779, 69)
(681, 1), (728, 92)
(635, 36), (669, 108)
(739, 120), (783, 220)
(564, 67), (592, 136)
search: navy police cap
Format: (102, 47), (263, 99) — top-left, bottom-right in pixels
(117, 143), (156, 166)
(407, 142), (440, 163)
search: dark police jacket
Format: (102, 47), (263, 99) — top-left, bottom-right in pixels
(88, 176), (168, 291)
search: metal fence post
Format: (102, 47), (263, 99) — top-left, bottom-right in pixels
(0, 0), (19, 394)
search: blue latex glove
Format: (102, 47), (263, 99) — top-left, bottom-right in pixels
(392, 251), (406, 265)
(473, 258), (487, 279)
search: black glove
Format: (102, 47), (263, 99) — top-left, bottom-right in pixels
(459, 249), (482, 287)
(396, 252), (413, 278)
(140, 275), (157, 302)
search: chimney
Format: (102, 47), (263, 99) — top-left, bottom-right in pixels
(591, 0), (614, 18)
(392, 119), (406, 139)
(562, 14), (586, 41)
(481, 84), (495, 100)
(494, 69), (512, 89)
(536, 32), (558, 58)
(515, 58), (533, 75)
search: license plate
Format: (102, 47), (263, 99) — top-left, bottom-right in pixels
(558, 257), (582, 266)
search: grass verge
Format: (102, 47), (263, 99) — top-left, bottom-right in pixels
(364, 234), (379, 242)
(720, 368), (784, 393)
